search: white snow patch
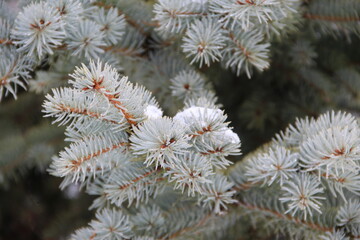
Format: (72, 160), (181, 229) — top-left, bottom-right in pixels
(144, 105), (163, 119)
(222, 129), (240, 144)
(174, 106), (240, 144)
(174, 106), (222, 126)
(213, 129), (240, 144)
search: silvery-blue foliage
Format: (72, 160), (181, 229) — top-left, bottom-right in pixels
(231, 110), (360, 239)
(66, 19), (106, 59)
(43, 60), (241, 239)
(11, 2), (66, 59)
(182, 17), (226, 67)
(153, 0), (301, 77)
(2, 0), (360, 239)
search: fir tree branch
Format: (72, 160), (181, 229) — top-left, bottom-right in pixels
(55, 43), (144, 58)
(190, 125), (213, 138)
(161, 9), (207, 17)
(0, 38), (13, 45)
(164, 212), (213, 239)
(81, 77), (138, 125)
(89, 233), (96, 240)
(54, 104), (121, 125)
(0, 59), (17, 86)
(117, 168), (164, 190)
(66, 142), (128, 172)
(92, 2), (158, 35)
(236, 200), (333, 233)
(200, 148), (225, 156)
(228, 31), (252, 61)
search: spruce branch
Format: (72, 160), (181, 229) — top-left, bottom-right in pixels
(2, 0), (360, 239)
(223, 29), (270, 77)
(48, 133), (129, 182)
(237, 200), (332, 233)
(92, 1), (157, 35)
(11, 2), (66, 59)
(0, 48), (32, 101)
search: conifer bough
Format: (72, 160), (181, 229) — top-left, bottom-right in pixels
(43, 60), (242, 239)
(1, 0), (360, 239)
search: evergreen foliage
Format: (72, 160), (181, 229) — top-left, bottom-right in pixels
(1, 0), (360, 239)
